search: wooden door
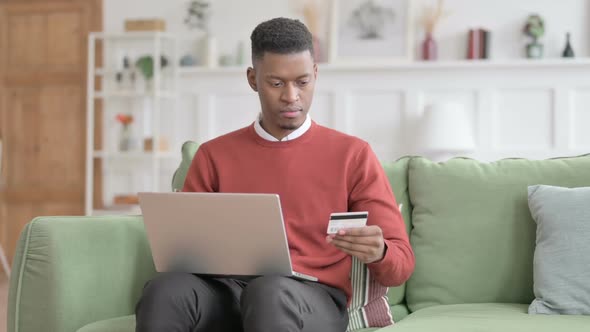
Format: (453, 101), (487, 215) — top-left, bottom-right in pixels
(0, 0), (102, 264)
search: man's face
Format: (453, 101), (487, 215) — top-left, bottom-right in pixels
(247, 51), (318, 140)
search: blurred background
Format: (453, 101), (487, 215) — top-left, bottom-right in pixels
(1, 1), (590, 327)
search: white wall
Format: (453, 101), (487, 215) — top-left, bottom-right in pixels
(174, 61), (590, 162)
(104, 0), (590, 61)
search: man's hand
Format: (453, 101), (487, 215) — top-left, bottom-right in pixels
(326, 225), (386, 264)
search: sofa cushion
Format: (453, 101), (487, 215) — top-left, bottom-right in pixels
(406, 155), (590, 312)
(75, 314), (384, 332)
(377, 303), (590, 332)
(77, 315), (135, 332)
(74, 314), (383, 332)
(390, 304), (410, 322)
(527, 185), (590, 315)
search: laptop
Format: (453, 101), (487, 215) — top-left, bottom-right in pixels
(138, 192), (318, 282)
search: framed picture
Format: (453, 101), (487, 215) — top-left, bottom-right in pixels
(329, 0), (413, 64)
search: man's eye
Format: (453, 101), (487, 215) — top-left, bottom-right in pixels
(299, 81), (309, 86)
(271, 82), (283, 87)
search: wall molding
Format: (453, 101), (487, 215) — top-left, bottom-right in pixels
(175, 60), (590, 162)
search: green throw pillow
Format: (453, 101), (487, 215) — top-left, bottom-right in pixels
(528, 185), (590, 315)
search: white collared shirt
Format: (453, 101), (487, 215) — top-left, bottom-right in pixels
(254, 113), (312, 142)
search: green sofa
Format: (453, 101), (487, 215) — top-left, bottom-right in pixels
(8, 143), (590, 332)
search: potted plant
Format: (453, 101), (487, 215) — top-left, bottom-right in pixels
(420, 0), (449, 61)
(116, 113), (134, 151)
(184, 0), (216, 67)
(524, 14), (545, 59)
(135, 55), (169, 90)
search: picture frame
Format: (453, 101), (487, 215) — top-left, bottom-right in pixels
(329, 0), (413, 64)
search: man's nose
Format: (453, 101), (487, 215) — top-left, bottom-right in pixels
(281, 84), (299, 103)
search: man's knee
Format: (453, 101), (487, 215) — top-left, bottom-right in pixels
(139, 272), (199, 304)
(241, 276), (297, 308)
(241, 276), (306, 331)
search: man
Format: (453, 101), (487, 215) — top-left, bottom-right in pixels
(136, 17), (414, 332)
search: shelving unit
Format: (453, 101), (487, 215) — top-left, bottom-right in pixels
(85, 32), (180, 216)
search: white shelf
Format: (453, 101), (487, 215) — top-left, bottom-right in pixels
(95, 67), (175, 76)
(94, 91), (176, 99)
(90, 31), (176, 40)
(86, 32), (180, 216)
(319, 58), (590, 71)
(178, 58), (590, 76)
(93, 151), (177, 159)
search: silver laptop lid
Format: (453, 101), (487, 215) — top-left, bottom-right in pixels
(139, 192), (294, 277)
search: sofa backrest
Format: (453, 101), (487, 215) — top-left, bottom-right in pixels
(172, 142), (590, 315)
(405, 155), (590, 312)
(382, 158), (413, 307)
(171, 141), (200, 192)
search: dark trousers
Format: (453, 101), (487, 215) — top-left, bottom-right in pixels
(135, 273), (349, 332)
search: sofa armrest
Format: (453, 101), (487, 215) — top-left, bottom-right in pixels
(8, 216), (156, 332)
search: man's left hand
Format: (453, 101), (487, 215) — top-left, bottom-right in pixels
(326, 225), (385, 264)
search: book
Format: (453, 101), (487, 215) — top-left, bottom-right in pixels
(467, 28), (491, 60)
(482, 29), (491, 59)
(467, 29), (479, 59)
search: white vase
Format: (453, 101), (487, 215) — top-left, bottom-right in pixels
(119, 125), (134, 152)
(205, 35), (218, 68)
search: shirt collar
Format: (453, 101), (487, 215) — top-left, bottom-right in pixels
(254, 113), (312, 142)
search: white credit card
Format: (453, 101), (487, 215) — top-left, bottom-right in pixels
(327, 211), (368, 234)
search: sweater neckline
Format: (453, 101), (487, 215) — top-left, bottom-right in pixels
(250, 121), (317, 148)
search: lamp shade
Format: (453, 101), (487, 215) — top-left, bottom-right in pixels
(417, 102), (475, 153)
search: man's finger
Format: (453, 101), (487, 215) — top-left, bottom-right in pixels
(339, 225), (382, 237)
(334, 246), (368, 258)
(335, 247), (374, 263)
(330, 238), (374, 254)
(332, 235), (382, 247)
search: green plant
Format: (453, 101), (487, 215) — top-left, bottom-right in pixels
(523, 14), (545, 42)
(184, 0), (211, 32)
(135, 55), (169, 80)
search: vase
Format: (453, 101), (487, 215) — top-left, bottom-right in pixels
(312, 35), (322, 63)
(202, 35), (218, 68)
(118, 125), (133, 152)
(562, 32), (575, 58)
(422, 33), (437, 61)
(526, 41), (543, 59)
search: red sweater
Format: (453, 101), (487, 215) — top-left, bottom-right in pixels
(183, 121), (415, 300)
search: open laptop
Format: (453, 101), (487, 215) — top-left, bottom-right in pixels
(138, 192), (318, 282)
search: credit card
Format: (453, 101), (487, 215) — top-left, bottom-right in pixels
(327, 211), (368, 234)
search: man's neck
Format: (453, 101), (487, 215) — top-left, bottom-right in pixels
(255, 114), (311, 142)
(259, 121), (296, 141)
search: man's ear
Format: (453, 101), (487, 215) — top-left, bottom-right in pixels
(247, 67), (257, 92)
(313, 63), (318, 80)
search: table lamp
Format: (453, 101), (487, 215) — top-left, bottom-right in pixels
(416, 102), (476, 161)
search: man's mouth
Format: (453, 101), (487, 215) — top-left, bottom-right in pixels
(281, 107), (302, 119)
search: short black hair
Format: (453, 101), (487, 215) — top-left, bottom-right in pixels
(250, 17), (314, 61)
